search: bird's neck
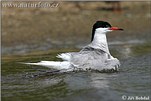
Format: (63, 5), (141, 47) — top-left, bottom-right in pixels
(90, 30), (110, 54)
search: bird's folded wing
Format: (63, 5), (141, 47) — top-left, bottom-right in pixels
(56, 52), (72, 61)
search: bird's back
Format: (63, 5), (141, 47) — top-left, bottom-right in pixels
(70, 46), (109, 70)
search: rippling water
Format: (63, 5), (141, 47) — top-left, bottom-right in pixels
(2, 41), (151, 101)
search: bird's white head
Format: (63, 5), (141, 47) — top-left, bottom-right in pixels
(91, 21), (123, 42)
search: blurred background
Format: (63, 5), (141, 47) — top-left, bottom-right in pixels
(2, 1), (151, 101)
(2, 1), (151, 56)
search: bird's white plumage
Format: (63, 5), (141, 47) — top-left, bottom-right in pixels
(89, 28), (110, 54)
(24, 61), (71, 70)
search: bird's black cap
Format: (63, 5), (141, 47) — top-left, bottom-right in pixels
(93, 21), (112, 29)
(91, 21), (112, 41)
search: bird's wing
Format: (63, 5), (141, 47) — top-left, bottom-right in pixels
(56, 52), (77, 61)
(56, 53), (71, 61)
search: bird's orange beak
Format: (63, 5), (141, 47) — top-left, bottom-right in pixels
(109, 27), (123, 31)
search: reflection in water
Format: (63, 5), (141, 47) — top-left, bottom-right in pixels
(64, 72), (117, 90)
(90, 73), (110, 89)
(37, 78), (62, 88)
(64, 73), (91, 90)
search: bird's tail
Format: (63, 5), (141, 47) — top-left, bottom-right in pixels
(23, 61), (71, 70)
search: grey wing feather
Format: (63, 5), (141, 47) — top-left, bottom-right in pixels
(70, 47), (108, 69)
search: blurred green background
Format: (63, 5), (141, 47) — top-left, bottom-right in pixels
(2, 1), (151, 55)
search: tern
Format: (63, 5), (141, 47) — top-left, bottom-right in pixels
(25, 21), (123, 72)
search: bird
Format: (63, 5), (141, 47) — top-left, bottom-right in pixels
(24, 21), (123, 72)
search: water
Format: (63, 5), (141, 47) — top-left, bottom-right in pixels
(2, 41), (151, 101)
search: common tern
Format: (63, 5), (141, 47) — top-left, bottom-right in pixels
(25, 21), (123, 72)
